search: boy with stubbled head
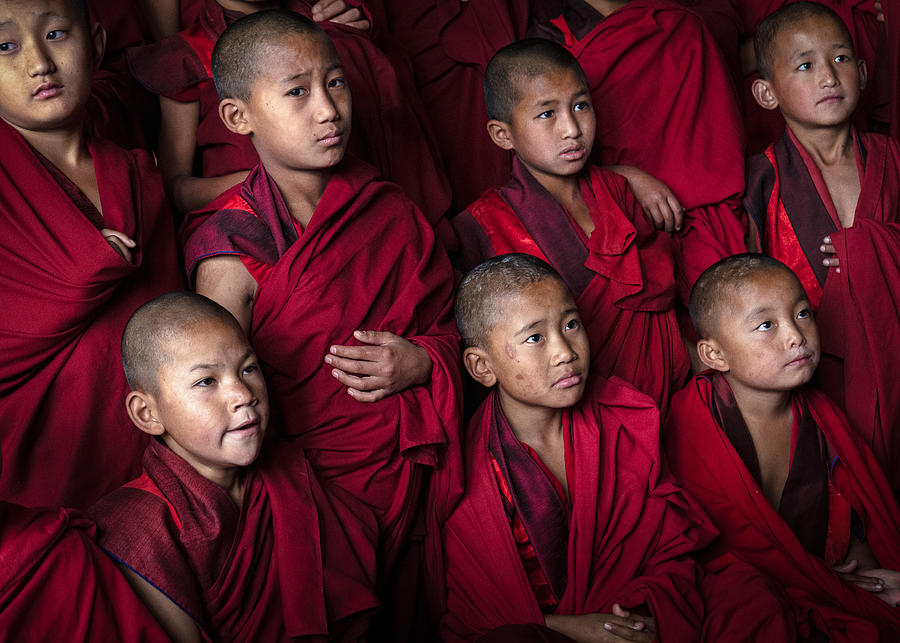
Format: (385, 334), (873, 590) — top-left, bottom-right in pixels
(453, 38), (688, 417)
(666, 253), (900, 639)
(428, 252), (725, 641)
(746, 1), (900, 494)
(90, 292), (379, 642)
(182, 9), (461, 629)
(0, 0), (182, 508)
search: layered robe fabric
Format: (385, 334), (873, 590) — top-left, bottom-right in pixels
(379, 0), (530, 210)
(0, 502), (170, 642)
(433, 379), (718, 641)
(745, 129), (900, 493)
(183, 157), (462, 568)
(664, 373), (900, 641)
(454, 159), (689, 416)
(90, 439), (379, 641)
(127, 0), (451, 228)
(0, 120), (183, 508)
(531, 0), (748, 302)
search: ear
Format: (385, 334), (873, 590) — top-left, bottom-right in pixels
(463, 347), (498, 388)
(125, 391), (165, 437)
(219, 97), (252, 136)
(696, 338), (729, 373)
(90, 22), (107, 70)
(857, 59), (868, 91)
(751, 77), (779, 111)
(486, 119), (515, 151)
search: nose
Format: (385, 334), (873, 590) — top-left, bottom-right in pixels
(26, 40), (55, 78)
(819, 61), (839, 88)
(558, 109), (581, 139)
(313, 87), (339, 122)
(552, 333), (578, 365)
(227, 378), (257, 411)
(783, 320), (806, 349)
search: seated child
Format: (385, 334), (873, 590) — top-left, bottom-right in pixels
(665, 253), (900, 639)
(128, 0), (450, 227)
(182, 10), (461, 579)
(454, 38), (689, 415)
(89, 292), (379, 642)
(432, 253), (784, 641)
(0, 0), (182, 508)
(745, 1), (900, 492)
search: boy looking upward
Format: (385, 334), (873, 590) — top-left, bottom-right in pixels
(454, 38), (688, 415)
(745, 1), (900, 492)
(90, 292), (379, 642)
(666, 254), (900, 640)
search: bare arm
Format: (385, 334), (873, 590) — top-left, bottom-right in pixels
(157, 96), (248, 214)
(118, 565), (202, 643)
(605, 165), (684, 233)
(135, 0), (181, 40)
(545, 605), (656, 642)
(195, 255), (257, 334)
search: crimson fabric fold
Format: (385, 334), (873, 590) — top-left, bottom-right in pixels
(0, 503), (170, 641)
(90, 439), (379, 641)
(0, 120), (182, 508)
(182, 156), (462, 569)
(745, 129), (900, 493)
(665, 373), (900, 641)
(454, 158), (689, 415)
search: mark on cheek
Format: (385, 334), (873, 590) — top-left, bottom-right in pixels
(516, 373), (524, 380)
(505, 343), (515, 359)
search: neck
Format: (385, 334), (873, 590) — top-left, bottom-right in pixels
(266, 163), (333, 229)
(216, 0), (280, 14)
(533, 170), (584, 211)
(11, 121), (90, 169)
(788, 122), (855, 168)
(585, 0), (629, 17)
(498, 392), (564, 448)
(724, 374), (793, 426)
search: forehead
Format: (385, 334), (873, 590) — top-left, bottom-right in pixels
(721, 268), (805, 313)
(772, 14), (852, 58)
(0, 0), (80, 26)
(489, 277), (573, 328)
(512, 66), (587, 107)
(257, 31), (338, 73)
(160, 318), (248, 365)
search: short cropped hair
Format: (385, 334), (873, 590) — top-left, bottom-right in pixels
(212, 9), (327, 102)
(689, 253), (796, 339)
(456, 253), (565, 349)
(484, 38), (588, 122)
(755, 1), (853, 80)
(121, 292), (242, 394)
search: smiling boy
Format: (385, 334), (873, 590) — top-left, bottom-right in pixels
(744, 1), (900, 492)
(89, 292), (379, 642)
(665, 253), (900, 639)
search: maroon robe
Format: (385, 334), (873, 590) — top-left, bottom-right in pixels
(531, 0), (748, 302)
(0, 502), (170, 641)
(665, 373), (900, 640)
(90, 439), (379, 641)
(182, 157), (462, 568)
(127, 0), (451, 228)
(454, 158), (689, 416)
(432, 378), (717, 641)
(745, 129), (900, 493)
(0, 120), (183, 508)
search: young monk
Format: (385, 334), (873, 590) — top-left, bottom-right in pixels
(745, 1), (900, 493)
(128, 0), (451, 232)
(665, 254), (900, 639)
(432, 253), (795, 641)
(89, 292), (379, 642)
(182, 8), (461, 594)
(454, 38), (689, 415)
(0, 0), (182, 508)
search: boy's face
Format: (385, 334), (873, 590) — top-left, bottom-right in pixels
(759, 14), (865, 133)
(470, 277), (589, 415)
(0, 0), (101, 134)
(146, 319), (269, 481)
(490, 66), (595, 183)
(699, 268), (820, 397)
(240, 31), (350, 176)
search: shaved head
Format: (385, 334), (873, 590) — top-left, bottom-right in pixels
(212, 8), (329, 102)
(689, 253), (800, 339)
(484, 38), (588, 122)
(122, 292), (244, 394)
(754, 1), (853, 80)
(456, 253), (565, 349)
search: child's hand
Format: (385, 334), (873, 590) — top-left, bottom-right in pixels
(820, 235), (840, 272)
(875, 1), (884, 23)
(325, 330), (432, 402)
(833, 559), (890, 595)
(545, 604), (656, 642)
(100, 228), (137, 264)
(856, 568), (900, 607)
(608, 165), (683, 233)
(311, 0), (370, 31)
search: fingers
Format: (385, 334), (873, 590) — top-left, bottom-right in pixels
(311, 0), (342, 21)
(101, 228), (137, 263)
(833, 559), (859, 574)
(820, 236), (840, 270)
(352, 329), (401, 346)
(601, 616), (655, 642)
(840, 573), (886, 592)
(666, 194), (684, 231)
(311, 0), (370, 30)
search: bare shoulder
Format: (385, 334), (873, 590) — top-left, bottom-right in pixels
(118, 564), (203, 643)
(195, 255), (256, 332)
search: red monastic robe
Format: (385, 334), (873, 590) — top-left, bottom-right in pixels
(90, 439), (379, 641)
(433, 378), (717, 641)
(454, 158), (689, 416)
(745, 129), (900, 493)
(0, 502), (170, 642)
(0, 120), (183, 508)
(665, 374), (900, 640)
(531, 0), (748, 301)
(182, 157), (462, 568)
(127, 0), (451, 228)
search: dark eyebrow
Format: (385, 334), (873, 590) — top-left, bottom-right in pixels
(514, 319), (543, 336)
(791, 49), (813, 61)
(744, 305), (772, 322)
(281, 70), (310, 83)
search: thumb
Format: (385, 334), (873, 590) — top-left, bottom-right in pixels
(353, 329), (395, 345)
(833, 559), (859, 573)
